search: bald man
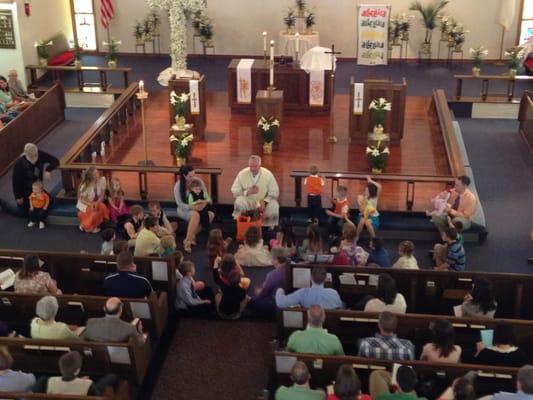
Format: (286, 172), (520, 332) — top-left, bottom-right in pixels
(12, 143), (58, 215)
(231, 155), (280, 228)
(82, 297), (145, 345)
(275, 361), (325, 400)
(286, 304), (344, 355)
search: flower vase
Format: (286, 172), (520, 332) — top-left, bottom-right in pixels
(136, 39), (145, 46)
(454, 44), (463, 52)
(372, 109), (386, 130)
(39, 58), (48, 67)
(472, 67), (480, 77)
(175, 115), (186, 130)
(175, 156), (186, 167)
(371, 168), (383, 174)
(305, 28), (313, 35)
(74, 59), (82, 68)
(263, 141), (273, 154)
(421, 42), (431, 54)
(107, 60), (117, 68)
(373, 124), (385, 136)
(286, 27), (294, 35)
(508, 68), (517, 78)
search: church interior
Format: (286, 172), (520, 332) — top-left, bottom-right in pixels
(0, 0), (532, 399)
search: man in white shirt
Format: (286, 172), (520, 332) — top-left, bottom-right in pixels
(231, 155), (280, 228)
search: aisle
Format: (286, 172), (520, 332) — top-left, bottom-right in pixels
(150, 318), (276, 400)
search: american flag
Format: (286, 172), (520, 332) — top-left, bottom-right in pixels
(101, 0), (114, 29)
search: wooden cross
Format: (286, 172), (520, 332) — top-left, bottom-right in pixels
(191, 92), (198, 108)
(355, 91), (362, 109)
(325, 44), (342, 74)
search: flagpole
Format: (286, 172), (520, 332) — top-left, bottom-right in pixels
(106, 27), (111, 43)
(496, 26), (506, 66)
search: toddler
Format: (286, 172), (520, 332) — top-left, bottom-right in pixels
(303, 165), (325, 223)
(176, 261), (214, 316)
(28, 180), (49, 229)
(160, 235), (178, 258)
(206, 228), (232, 268)
(426, 189), (451, 218)
(107, 177), (129, 223)
(100, 228), (116, 255)
(188, 179), (212, 228)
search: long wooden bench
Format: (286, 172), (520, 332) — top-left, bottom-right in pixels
(273, 351), (519, 396)
(285, 264), (533, 319)
(0, 336), (150, 385)
(276, 308), (533, 361)
(0, 291), (168, 341)
(0, 393), (107, 400)
(0, 250), (179, 307)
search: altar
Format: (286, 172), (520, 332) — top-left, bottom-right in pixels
(227, 59), (333, 114)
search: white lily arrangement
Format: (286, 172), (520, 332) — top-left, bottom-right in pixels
(505, 46), (526, 70)
(366, 141), (390, 172)
(470, 46), (488, 68)
(170, 133), (194, 158)
(369, 98), (392, 111)
(35, 40), (53, 59)
(170, 90), (190, 117)
(148, 0), (206, 71)
(257, 116), (280, 143)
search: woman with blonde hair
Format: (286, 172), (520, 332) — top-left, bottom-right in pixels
(76, 167), (109, 233)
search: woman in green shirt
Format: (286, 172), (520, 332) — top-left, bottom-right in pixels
(31, 296), (80, 340)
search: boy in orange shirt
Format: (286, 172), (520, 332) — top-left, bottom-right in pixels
(303, 165), (325, 223)
(326, 185), (349, 236)
(28, 180), (49, 229)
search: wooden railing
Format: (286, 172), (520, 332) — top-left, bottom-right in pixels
(0, 83), (65, 176)
(518, 90), (533, 154)
(291, 90), (462, 210)
(454, 74), (533, 102)
(59, 82), (222, 201)
(26, 64), (131, 95)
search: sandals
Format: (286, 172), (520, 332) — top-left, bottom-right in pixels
(183, 239), (193, 253)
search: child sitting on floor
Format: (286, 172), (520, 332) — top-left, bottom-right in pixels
(175, 261), (214, 315)
(212, 254), (249, 320)
(391, 241), (419, 269)
(107, 177), (129, 223)
(325, 185), (350, 237)
(100, 228), (116, 255)
(206, 228), (232, 268)
(160, 235), (178, 258)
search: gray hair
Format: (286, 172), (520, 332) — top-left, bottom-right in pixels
(518, 365), (533, 394)
(270, 247), (289, 264)
(23, 143), (38, 158)
(307, 304), (325, 327)
(248, 155), (261, 165)
(36, 296), (59, 321)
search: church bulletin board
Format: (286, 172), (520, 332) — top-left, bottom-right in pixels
(357, 4), (389, 66)
(0, 10), (16, 49)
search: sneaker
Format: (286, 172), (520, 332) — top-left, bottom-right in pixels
(27, 221), (36, 227)
(39, 222), (45, 229)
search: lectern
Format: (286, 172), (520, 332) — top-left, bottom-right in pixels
(168, 74), (207, 141)
(349, 78), (407, 144)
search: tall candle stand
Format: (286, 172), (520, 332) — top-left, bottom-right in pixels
(136, 82), (154, 166)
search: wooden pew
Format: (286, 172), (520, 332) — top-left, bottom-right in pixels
(0, 250), (178, 307)
(0, 393), (107, 400)
(0, 291), (168, 341)
(285, 264), (533, 319)
(273, 351), (519, 396)
(276, 308), (533, 360)
(0, 336), (150, 385)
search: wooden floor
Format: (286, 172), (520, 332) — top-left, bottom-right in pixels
(94, 90), (451, 210)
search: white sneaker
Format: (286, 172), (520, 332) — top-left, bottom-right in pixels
(27, 222), (36, 227)
(39, 222), (45, 229)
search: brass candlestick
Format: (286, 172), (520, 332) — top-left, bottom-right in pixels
(136, 87), (154, 166)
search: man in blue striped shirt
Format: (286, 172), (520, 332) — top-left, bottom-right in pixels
(358, 312), (415, 361)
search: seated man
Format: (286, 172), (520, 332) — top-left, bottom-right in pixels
(358, 311), (415, 361)
(286, 304), (344, 355)
(104, 252), (153, 298)
(491, 365), (533, 399)
(0, 346), (35, 392)
(231, 155), (280, 228)
(432, 175), (477, 235)
(8, 69), (33, 101)
(33, 351), (115, 396)
(275, 266), (344, 310)
(370, 365), (427, 399)
(82, 297), (145, 344)
(275, 361), (325, 400)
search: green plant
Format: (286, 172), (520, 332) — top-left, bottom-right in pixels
(398, 13), (412, 37)
(409, 0), (449, 43)
(150, 9), (160, 27)
(103, 39), (121, 61)
(305, 11), (315, 29)
(366, 141), (390, 172)
(198, 16), (214, 41)
(448, 23), (467, 47)
(143, 17), (153, 36)
(284, 9), (296, 29)
(257, 116), (280, 143)
(170, 133), (194, 158)
(470, 46), (488, 68)
(505, 45), (526, 70)
(34, 40), (52, 59)
(134, 21), (144, 41)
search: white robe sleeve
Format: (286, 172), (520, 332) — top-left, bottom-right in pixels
(265, 170), (279, 203)
(231, 170), (245, 198)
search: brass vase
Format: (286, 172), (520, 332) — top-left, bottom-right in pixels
(371, 168), (383, 174)
(74, 59), (82, 68)
(263, 141), (273, 154)
(107, 60), (117, 68)
(38, 58), (48, 67)
(508, 68), (517, 78)
(175, 156), (186, 167)
(175, 115), (186, 130)
(472, 67), (480, 77)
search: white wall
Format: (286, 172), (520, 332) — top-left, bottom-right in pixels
(14, 0), (73, 67)
(0, 2), (25, 86)
(93, 0), (521, 60)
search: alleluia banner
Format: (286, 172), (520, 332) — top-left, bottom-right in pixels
(357, 4), (390, 66)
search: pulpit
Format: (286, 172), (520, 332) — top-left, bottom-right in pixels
(255, 90), (284, 150)
(349, 78), (407, 144)
(168, 74), (206, 140)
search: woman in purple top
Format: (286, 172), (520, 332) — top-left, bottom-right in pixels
(249, 247), (288, 315)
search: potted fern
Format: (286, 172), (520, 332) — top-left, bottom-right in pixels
(35, 40), (53, 67)
(470, 46), (487, 77)
(409, 0), (449, 54)
(199, 16), (214, 46)
(103, 39), (121, 68)
(305, 10), (316, 34)
(150, 9), (161, 36)
(284, 9), (296, 34)
(134, 21), (144, 45)
(143, 17), (153, 41)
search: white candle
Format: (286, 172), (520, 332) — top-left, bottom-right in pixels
(295, 32), (300, 53)
(269, 40), (274, 86)
(139, 80), (144, 93)
(262, 31), (267, 52)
